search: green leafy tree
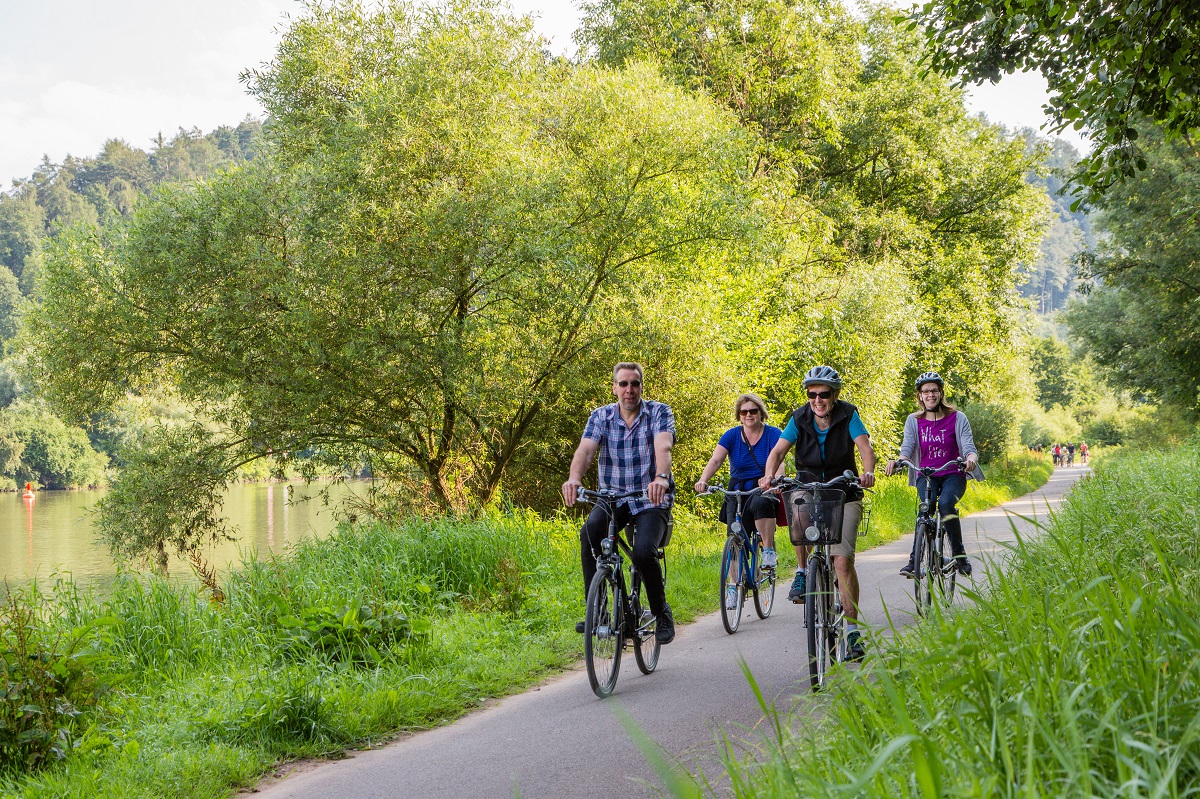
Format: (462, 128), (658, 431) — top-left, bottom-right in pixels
(24, 0), (762, 561)
(0, 266), (22, 342)
(1066, 124), (1200, 408)
(0, 403), (107, 489)
(0, 191), (45, 293)
(580, 1), (1048, 434)
(913, 0), (1200, 201)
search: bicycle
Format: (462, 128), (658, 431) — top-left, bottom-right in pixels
(575, 487), (668, 698)
(775, 471), (862, 692)
(700, 485), (776, 633)
(893, 456), (968, 616)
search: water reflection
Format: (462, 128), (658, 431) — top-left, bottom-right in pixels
(1, 481), (364, 590)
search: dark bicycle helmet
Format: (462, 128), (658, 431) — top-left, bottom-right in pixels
(915, 371), (944, 390)
(802, 365), (842, 388)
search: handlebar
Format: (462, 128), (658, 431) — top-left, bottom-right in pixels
(574, 487), (648, 505)
(699, 485), (763, 498)
(771, 470), (861, 492)
(893, 456), (966, 476)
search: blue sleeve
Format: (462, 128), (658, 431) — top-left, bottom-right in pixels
(849, 411), (869, 441)
(717, 427), (739, 452)
(780, 416), (798, 443)
(652, 402), (676, 437)
(582, 408), (604, 442)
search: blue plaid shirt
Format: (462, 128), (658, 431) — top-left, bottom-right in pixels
(582, 399), (676, 515)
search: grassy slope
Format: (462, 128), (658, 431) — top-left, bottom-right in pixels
(712, 442), (1200, 798)
(2, 453), (1050, 798)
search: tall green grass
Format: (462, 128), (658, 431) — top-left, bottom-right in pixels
(711, 441), (1200, 798)
(1, 508), (729, 799)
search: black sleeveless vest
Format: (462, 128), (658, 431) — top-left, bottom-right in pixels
(790, 400), (864, 501)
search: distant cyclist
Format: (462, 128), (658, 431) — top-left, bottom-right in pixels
(695, 392), (785, 606)
(759, 365), (877, 661)
(562, 362), (677, 645)
(1080, 440), (1089, 465)
(1066, 442), (1076, 466)
(885, 371), (985, 578)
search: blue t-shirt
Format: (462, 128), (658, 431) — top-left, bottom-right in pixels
(717, 425), (782, 489)
(781, 412), (868, 459)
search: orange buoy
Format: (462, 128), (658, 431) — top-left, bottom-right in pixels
(22, 481), (35, 499)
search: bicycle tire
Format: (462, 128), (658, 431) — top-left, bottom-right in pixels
(752, 542), (776, 620)
(631, 573), (661, 674)
(804, 558), (832, 691)
(942, 529), (958, 605)
(584, 566), (623, 698)
(913, 520), (932, 613)
(929, 523), (944, 609)
(720, 536), (745, 634)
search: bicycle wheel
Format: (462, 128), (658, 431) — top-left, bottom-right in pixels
(752, 542), (776, 619)
(940, 527), (957, 605)
(913, 520), (932, 613)
(631, 573), (661, 675)
(923, 521), (946, 612)
(804, 558), (832, 691)
(584, 566), (623, 698)
(720, 536), (745, 634)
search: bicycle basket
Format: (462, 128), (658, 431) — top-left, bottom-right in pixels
(784, 488), (845, 545)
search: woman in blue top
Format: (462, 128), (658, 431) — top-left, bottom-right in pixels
(695, 393), (785, 608)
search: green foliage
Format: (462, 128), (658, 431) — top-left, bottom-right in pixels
(93, 423), (234, 572)
(0, 403), (106, 489)
(956, 399), (1016, 463)
(717, 439), (1200, 798)
(1066, 124), (1200, 410)
(0, 583), (117, 775)
(579, 0), (1048, 456)
(914, 0), (1200, 202)
(25, 0), (762, 541)
(272, 599), (420, 666)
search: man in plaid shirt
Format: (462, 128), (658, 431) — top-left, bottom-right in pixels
(562, 362), (677, 644)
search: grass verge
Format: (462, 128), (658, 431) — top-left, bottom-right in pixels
(709, 440), (1200, 797)
(0, 453), (1049, 798)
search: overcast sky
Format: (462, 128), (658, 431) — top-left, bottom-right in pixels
(0, 0), (1087, 188)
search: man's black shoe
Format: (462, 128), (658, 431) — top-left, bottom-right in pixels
(899, 560), (915, 578)
(655, 605), (675, 644)
(954, 556), (973, 577)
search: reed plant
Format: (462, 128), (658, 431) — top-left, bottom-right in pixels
(711, 440), (1200, 798)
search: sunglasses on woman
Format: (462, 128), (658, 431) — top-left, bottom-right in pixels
(807, 390), (833, 400)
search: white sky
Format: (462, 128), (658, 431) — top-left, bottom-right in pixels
(0, 0), (1088, 188)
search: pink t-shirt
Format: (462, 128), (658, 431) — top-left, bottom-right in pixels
(917, 412), (960, 476)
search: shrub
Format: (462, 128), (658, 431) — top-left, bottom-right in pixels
(957, 399), (1017, 462)
(0, 583), (116, 774)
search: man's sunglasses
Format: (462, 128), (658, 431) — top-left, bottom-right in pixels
(807, 390), (833, 400)
(616, 380), (642, 388)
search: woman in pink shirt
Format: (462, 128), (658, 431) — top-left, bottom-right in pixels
(884, 372), (985, 577)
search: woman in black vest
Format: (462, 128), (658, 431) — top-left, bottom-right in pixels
(759, 365), (877, 661)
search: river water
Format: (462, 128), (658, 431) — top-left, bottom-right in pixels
(1, 481), (364, 590)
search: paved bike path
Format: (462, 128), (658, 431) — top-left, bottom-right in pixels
(247, 467), (1085, 799)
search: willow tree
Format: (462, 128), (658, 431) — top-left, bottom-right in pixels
(24, 0), (761, 560)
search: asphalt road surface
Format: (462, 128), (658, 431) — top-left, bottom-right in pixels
(248, 467), (1085, 799)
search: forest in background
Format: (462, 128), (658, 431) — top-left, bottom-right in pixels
(0, 0), (1192, 566)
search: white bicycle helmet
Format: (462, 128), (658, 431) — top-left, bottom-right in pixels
(802, 365), (842, 389)
(915, 371), (944, 390)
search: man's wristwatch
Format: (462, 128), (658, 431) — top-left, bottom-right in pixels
(656, 472), (671, 480)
